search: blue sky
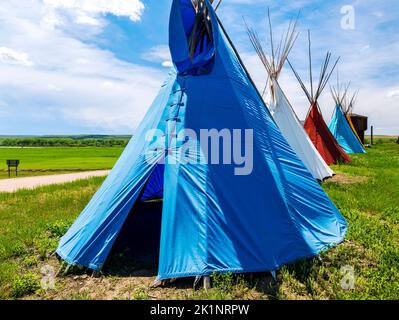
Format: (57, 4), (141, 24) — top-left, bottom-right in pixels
(0, 0), (398, 135)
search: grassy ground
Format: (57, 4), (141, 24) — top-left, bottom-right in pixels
(0, 142), (398, 300)
(0, 147), (122, 179)
(365, 136), (398, 145)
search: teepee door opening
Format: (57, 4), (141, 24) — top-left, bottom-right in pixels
(110, 164), (165, 266)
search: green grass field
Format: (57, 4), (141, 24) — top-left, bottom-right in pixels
(0, 142), (398, 299)
(0, 147), (123, 179)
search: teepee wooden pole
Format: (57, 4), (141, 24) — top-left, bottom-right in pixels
(214, 0), (222, 11)
(308, 30), (314, 101)
(203, 276), (211, 289)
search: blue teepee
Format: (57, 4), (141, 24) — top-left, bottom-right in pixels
(329, 104), (366, 154)
(57, 0), (347, 280)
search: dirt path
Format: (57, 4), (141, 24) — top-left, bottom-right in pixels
(0, 170), (109, 193)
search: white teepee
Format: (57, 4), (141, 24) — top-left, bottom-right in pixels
(246, 12), (334, 181)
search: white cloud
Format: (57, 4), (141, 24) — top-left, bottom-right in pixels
(142, 45), (173, 67)
(43, 0), (145, 22)
(75, 14), (101, 26)
(162, 61), (173, 68)
(372, 11), (384, 18)
(47, 84), (62, 91)
(0, 47), (33, 66)
(0, 0), (163, 134)
(387, 89), (399, 98)
(359, 44), (370, 52)
(145, 45), (170, 61)
(41, 10), (64, 30)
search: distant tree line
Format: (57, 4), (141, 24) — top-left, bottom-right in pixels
(0, 137), (129, 147)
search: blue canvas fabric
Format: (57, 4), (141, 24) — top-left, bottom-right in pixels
(328, 105), (366, 154)
(140, 164), (164, 201)
(57, 0), (347, 278)
(169, 0), (217, 75)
